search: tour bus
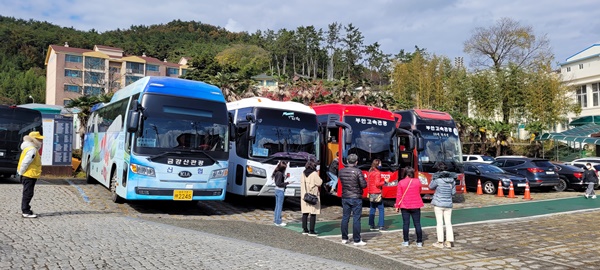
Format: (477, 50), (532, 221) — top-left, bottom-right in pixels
(314, 104), (409, 199)
(82, 77), (232, 203)
(226, 97), (319, 197)
(0, 105), (43, 177)
(394, 109), (466, 199)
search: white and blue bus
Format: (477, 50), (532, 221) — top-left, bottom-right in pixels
(82, 77), (232, 203)
(227, 97), (319, 197)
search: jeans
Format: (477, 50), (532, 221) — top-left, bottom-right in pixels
(326, 172), (338, 190)
(21, 176), (37, 215)
(433, 206), (454, 242)
(341, 198), (363, 243)
(368, 200), (385, 228)
(586, 182), (596, 196)
(274, 189), (284, 224)
(401, 208), (423, 243)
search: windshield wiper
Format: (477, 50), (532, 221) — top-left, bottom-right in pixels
(148, 151), (185, 159)
(188, 149), (219, 164)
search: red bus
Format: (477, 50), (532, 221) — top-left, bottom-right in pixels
(314, 104), (411, 199)
(394, 109), (466, 199)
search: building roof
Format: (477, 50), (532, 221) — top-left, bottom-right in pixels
(94, 45), (124, 52)
(561, 42), (600, 65)
(49, 44), (91, 54)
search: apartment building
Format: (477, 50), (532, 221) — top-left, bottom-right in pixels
(559, 42), (600, 129)
(44, 43), (188, 106)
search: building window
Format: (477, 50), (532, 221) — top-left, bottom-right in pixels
(65, 54), (82, 63)
(167, 68), (179, 75)
(85, 57), (105, 70)
(84, 71), (105, 84)
(64, 85), (81, 93)
(125, 75), (143, 85)
(126, 62), (144, 74)
(577, 85), (587, 108)
(146, 64), (159, 72)
(64, 69), (82, 78)
(84, 86), (103, 96)
(181, 69), (187, 76)
(593, 83), (600, 107)
(579, 64), (584, 69)
(63, 100), (73, 106)
(566, 67), (571, 72)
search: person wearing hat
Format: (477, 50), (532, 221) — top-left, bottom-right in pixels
(338, 153), (368, 246)
(17, 131), (44, 218)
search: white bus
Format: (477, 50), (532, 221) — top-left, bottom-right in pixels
(227, 97), (319, 197)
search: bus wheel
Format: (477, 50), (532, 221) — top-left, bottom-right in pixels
(110, 171), (125, 204)
(86, 162), (96, 184)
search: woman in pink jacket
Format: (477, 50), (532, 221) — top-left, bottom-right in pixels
(395, 167), (424, 247)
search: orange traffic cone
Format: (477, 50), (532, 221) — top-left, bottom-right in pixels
(523, 182), (532, 200)
(463, 178), (468, 194)
(507, 181), (516, 198)
(476, 179), (483, 195)
(496, 180), (504, 197)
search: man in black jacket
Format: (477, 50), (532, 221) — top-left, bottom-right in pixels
(339, 154), (368, 246)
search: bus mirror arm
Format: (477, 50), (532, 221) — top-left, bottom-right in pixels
(333, 121), (353, 144)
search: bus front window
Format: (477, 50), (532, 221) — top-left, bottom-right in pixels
(418, 135), (462, 173)
(344, 116), (396, 170)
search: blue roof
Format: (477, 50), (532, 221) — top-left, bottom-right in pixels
(110, 76), (225, 103)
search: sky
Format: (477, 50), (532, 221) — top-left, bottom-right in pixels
(2, 0), (599, 67)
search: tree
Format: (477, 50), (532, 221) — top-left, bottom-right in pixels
(214, 44), (270, 78)
(341, 23), (364, 80)
(325, 22), (342, 81)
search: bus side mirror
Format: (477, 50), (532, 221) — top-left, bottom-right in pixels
(249, 122), (256, 140)
(416, 137), (425, 152)
(407, 137), (415, 150)
(229, 123), (236, 141)
(127, 110), (140, 133)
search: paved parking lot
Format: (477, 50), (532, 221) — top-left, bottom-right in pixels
(2, 177), (600, 269)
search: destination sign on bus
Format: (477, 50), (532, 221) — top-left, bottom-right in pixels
(424, 125), (459, 137)
(354, 117), (388, 126)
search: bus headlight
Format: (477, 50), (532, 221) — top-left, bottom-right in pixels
(130, 163), (155, 177)
(418, 173), (428, 185)
(210, 168), (228, 180)
(246, 165), (267, 178)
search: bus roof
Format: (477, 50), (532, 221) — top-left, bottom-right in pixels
(312, 104), (395, 120)
(110, 76), (224, 103)
(227, 97), (315, 114)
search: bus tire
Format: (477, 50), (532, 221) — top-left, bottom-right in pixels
(85, 161), (96, 184)
(110, 170), (125, 204)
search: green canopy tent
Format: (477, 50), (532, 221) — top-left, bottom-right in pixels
(537, 122), (600, 160)
(569, 115), (600, 126)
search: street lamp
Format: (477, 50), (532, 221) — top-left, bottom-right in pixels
(28, 95), (34, 103)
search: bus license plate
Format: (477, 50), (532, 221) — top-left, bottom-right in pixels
(284, 188), (295, 196)
(173, 190), (193, 201)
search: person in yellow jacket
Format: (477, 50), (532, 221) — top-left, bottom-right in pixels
(17, 131), (44, 218)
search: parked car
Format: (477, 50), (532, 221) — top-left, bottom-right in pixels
(492, 157), (560, 190)
(463, 155), (495, 164)
(568, 157), (600, 167)
(552, 163), (585, 192)
(463, 162), (528, 194)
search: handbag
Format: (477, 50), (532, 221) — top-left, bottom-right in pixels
(369, 193), (382, 203)
(303, 178), (318, 205)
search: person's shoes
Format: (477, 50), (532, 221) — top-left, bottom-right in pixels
(307, 231), (318, 236)
(402, 241), (409, 247)
(274, 222), (287, 227)
(592, 195), (597, 199)
(330, 189), (336, 194)
(444, 241), (454, 248)
(432, 242), (445, 248)
(378, 227), (385, 231)
(302, 230), (309, 235)
(416, 242), (423, 248)
(341, 239), (348, 244)
(22, 213), (37, 218)
(369, 226), (379, 231)
(353, 241), (367, 246)
(584, 194), (589, 199)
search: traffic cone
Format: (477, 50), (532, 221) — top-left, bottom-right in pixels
(507, 181), (516, 198)
(463, 178), (468, 194)
(523, 182), (532, 200)
(476, 179), (483, 195)
(496, 180), (504, 197)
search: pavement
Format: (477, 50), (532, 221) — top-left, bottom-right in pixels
(2, 177), (600, 269)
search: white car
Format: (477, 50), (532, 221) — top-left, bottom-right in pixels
(462, 155), (495, 164)
(569, 157), (600, 167)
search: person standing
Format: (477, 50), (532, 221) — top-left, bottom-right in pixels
(326, 152), (339, 194)
(272, 161), (289, 226)
(429, 162), (456, 248)
(300, 160), (322, 236)
(339, 154), (368, 246)
(367, 159), (386, 231)
(395, 167), (424, 247)
(583, 163), (598, 199)
(17, 131), (44, 218)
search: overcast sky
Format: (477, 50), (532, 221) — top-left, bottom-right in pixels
(2, 0), (599, 67)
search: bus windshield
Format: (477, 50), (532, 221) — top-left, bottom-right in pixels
(250, 108), (318, 162)
(344, 116), (397, 169)
(418, 124), (463, 173)
(135, 94), (229, 158)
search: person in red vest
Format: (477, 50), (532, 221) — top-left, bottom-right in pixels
(17, 131), (44, 218)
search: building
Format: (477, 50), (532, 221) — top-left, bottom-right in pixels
(44, 43), (188, 106)
(559, 42), (600, 129)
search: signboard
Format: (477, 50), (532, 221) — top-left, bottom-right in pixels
(41, 114), (73, 166)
